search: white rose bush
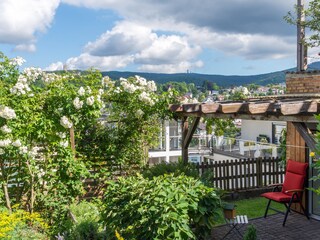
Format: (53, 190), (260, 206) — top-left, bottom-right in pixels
(0, 52), (104, 231)
(0, 52), (178, 234)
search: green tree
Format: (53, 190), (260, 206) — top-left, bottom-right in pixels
(285, 0), (320, 47)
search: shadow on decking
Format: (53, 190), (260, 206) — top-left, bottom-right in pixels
(211, 213), (320, 240)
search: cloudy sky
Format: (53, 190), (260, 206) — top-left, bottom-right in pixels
(0, 0), (313, 75)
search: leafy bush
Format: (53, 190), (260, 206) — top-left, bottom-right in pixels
(142, 161), (215, 187)
(142, 161), (199, 179)
(102, 174), (221, 240)
(58, 200), (104, 240)
(0, 206), (49, 239)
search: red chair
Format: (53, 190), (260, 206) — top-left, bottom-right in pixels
(261, 159), (309, 226)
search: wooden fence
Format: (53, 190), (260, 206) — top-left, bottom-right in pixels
(197, 157), (285, 191)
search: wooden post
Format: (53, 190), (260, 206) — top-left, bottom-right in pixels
(70, 127), (76, 156)
(181, 117), (188, 164)
(297, 0), (307, 71)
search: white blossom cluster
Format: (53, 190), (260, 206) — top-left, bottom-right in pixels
(120, 78), (138, 93)
(136, 109), (144, 118)
(0, 138), (22, 155)
(60, 140), (69, 148)
(43, 73), (61, 84)
(9, 56), (26, 66)
(60, 116), (73, 129)
(73, 97), (84, 110)
(138, 92), (155, 106)
(78, 87), (85, 96)
(10, 75), (31, 95)
(1, 125), (12, 134)
(56, 132), (67, 139)
(86, 96), (95, 106)
(73, 86), (103, 110)
(23, 67), (43, 82)
(0, 106), (16, 119)
(119, 76), (157, 94)
(19, 145), (41, 159)
(0, 139), (12, 147)
(102, 76), (114, 88)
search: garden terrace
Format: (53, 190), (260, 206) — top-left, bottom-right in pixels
(211, 212), (320, 240)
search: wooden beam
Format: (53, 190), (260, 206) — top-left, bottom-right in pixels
(201, 102), (220, 113)
(176, 112), (317, 123)
(281, 100), (318, 115)
(219, 102), (247, 113)
(183, 103), (201, 113)
(248, 101), (275, 114)
(169, 104), (183, 112)
(292, 122), (316, 151)
(184, 117), (201, 148)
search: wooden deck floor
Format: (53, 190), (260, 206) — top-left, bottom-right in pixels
(211, 213), (320, 240)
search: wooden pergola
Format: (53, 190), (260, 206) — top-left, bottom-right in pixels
(170, 94), (320, 163)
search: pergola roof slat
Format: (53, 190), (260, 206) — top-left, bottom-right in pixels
(170, 96), (320, 122)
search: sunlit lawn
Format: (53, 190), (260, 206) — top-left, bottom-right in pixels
(215, 197), (286, 225)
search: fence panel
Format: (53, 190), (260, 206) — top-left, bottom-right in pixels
(199, 157), (285, 191)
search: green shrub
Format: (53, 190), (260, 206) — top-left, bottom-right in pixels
(60, 200), (104, 240)
(142, 161), (215, 187)
(142, 161), (199, 179)
(102, 174), (221, 240)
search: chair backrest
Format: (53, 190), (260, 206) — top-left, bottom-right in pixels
(282, 159), (308, 195)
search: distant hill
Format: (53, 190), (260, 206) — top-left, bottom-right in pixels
(101, 71), (286, 87)
(101, 61), (320, 88)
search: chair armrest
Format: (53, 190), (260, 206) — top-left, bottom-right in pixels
(285, 189), (304, 193)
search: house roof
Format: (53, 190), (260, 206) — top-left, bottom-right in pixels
(170, 94), (320, 123)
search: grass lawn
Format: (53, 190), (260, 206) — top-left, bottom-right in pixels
(215, 197), (286, 225)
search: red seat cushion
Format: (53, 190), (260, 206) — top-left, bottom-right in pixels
(261, 192), (295, 202)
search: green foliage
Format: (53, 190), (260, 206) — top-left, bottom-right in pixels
(243, 224), (257, 240)
(285, 1), (320, 48)
(0, 206), (49, 239)
(61, 200), (104, 240)
(0, 53), (177, 234)
(102, 174), (221, 240)
(279, 128), (287, 168)
(204, 118), (238, 137)
(142, 161), (199, 179)
(142, 161), (215, 188)
(311, 115), (320, 196)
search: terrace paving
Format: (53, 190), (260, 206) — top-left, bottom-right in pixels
(211, 212), (320, 240)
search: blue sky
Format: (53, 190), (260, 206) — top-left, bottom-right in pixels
(0, 0), (315, 75)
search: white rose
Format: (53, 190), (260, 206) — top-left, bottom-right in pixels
(12, 139), (22, 147)
(86, 96), (95, 106)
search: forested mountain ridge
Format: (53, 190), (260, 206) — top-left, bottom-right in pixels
(101, 61), (320, 88)
(101, 70), (286, 87)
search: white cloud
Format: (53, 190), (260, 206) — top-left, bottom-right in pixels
(0, 0), (59, 48)
(85, 22), (155, 56)
(44, 61), (64, 71)
(46, 20), (203, 73)
(135, 35), (201, 65)
(64, 53), (134, 70)
(14, 43), (36, 52)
